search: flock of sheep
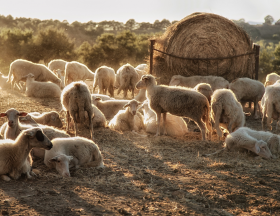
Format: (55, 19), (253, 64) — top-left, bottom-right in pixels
(1, 58), (280, 182)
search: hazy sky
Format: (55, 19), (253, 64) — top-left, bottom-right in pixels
(1, 0), (280, 24)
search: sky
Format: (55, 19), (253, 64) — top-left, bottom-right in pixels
(1, 0), (280, 24)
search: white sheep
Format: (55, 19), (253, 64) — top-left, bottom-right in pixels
(44, 137), (104, 177)
(21, 73), (61, 98)
(48, 59), (67, 72)
(141, 100), (188, 136)
(169, 75), (229, 91)
(193, 83), (213, 103)
(54, 69), (65, 89)
(93, 66), (116, 97)
(136, 75), (212, 140)
(264, 72), (280, 87)
(135, 64), (148, 71)
(134, 89), (147, 102)
(116, 63), (139, 99)
(64, 61), (95, 86)
(7, 59), (61, 90)
(211, 89), (245, 139)
(135, 64), (148, 80)
(229, 77), (265, 119)
(61, 81), (94, 139)
(91, 94), (115, 102)
(108, 99), (144, 132)
(0, 127), (53, 181)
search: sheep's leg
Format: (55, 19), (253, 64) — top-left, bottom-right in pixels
(0, 175), (11, 181)
(155, 112), (161, 136)
(66, 111), (70, 132)
(253, 100), (258, 119)
(87, 110), (94, 140)
(131, 88), (135, 99)
(266, 103), (273, 131)
(195, 118), (206, 140)
(213, 106), (223, 139)
(227, 119), (234, 133)
(262, 104), (267, 130)
(123, 89), (128, 99)
(70, 110), (78, 136)
(162, 112), (167, 135)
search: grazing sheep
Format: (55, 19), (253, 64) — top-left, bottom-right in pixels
(19, 111), (63, 128)
(116, 63), (139, 99)
(93, 66), (116, 97)
(91, 95), (129, 120)
(7, 59), (61, 90)
(61, 81), (94, 139)
(21, 73), (61, 98)
(264, 72), (280, 87)
(44, 137), (104, 177)
(48, 59), (67, 72)
(203, 127), (273, 159)
(193, 83), (213, 103)
(229, 77), (265, 119)
(108, 99), (144, 132)
(0, 127), (53, 181)
(136, 75), (212, 140)
(211, 89), (245, 139)
(169, 75), (229, 91)
(91, 94), (115, 102)
(141, 100), (188, 136)
(64, 61), (95, 86)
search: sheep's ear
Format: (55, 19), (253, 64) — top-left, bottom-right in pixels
(95, 97), (102, 101)
(123, 104), (130, 108)
(0, 113), (7, 117)
(50, 156), (59, 162)
(67, 156), (73, 161)
(18, 112), (28, 117)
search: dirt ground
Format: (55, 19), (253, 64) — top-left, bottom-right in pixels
(0, 88), (280, 216)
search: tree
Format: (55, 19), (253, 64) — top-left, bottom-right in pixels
(275, 19), (280, 25)
(264, 15), (274, 25)
(125, 19), (136, 30)
(160, 19), (171, 29)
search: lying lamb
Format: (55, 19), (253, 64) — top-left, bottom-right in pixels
(211, 89), (245, 139)
(108, 99), (144, 132)
(0, 127), (53, 181)
(136, 75), (212, 140)
(44, 137), (104, 177)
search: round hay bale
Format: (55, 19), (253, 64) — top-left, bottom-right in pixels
(152, 12), (256, 84)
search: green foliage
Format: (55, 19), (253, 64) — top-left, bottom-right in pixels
(272, 42), (280, 72)
(264, 15), (274, 25)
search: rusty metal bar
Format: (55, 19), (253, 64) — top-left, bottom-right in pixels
(254, 44), (260, 80)
(149, 39), (156, 74)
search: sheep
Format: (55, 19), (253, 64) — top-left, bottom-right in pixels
(91, 95), (129, 120)
(0, 127), (53, 181)
(169, 75), (229, 91)
(54, 69), (65, 89)
(203, 127), (273, 159)
(7, 59), (61, 90)
(140, 100), (188, 136)
(229, 77), (265, 119)
(44, 137), (104, 177)
(134, 89), (147, 102)
(19, 111), (63, 128)
(264, 72), (280, 87)
(116, 63), (139, 99)
(64, 61), (95, 86)
(193, 83), (213, 103)
(91, 94), (115, 102)
(135, 64), (148, 80)
(108, 99), (144, 132)
(20, 73), (61, 98)
(136, 75), (212, 140)
(135, 64), (148, 71)
(0, 72), (11, 89)
(61, 81), (94, 139)
(93, 66), (116, 97)
(48, 59), (67, 72)
(211, 89), (245, 139)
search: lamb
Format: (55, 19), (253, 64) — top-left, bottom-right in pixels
(203, 127), (273, 159)
(91, 94), (115, 102)
(229, 77), (265, 119)
(169, 75), (229, 91)
(64, 61), (95, 86)
(61, 81), (94, 139)
(93, 66), (116, 97)
(7, 59), (61, 90)
(0, 127), (53, 181)
(91, 95), (129, 120)
(211, 89), (245, 139)
(116, 63), (139, 99)
(264, 72), (280, 87)
(21, 73), (61, 98)
(193, 83), (213, 103)
(19, 111), (63, 128)
(140, 100), (188, 136)
(48, 59), (67, 72)
(108, 99), (144, 132)
(136, 75), (212, 140)
(44, 137), (104, 177)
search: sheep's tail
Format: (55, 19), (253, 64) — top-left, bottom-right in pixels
(7, 64), (14, 83)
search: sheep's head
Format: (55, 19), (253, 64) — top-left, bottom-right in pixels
(49, 154), (73, 177)
(124, 99), (142, 116)
(45, 111), (63, 128)
(20, 73), (35, 82)
(253, 140), (273, 159)
(169, 75), (181, 86)
(23, 127), (53, 150)
(0, 108), (28, 128)
(136, 75), (157, 89)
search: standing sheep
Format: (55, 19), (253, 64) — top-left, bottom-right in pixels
(169, 75), (229, 91)
(48, 59), (67, 72)
(229, 77), (265, 119)
(44, 137), (104, 177)
(61, 81), (94, 139)
(211, 89), (245, 139)
(7, 59), (61, 90)
(64, 61), (95, 86)
(116, 63), (139, 99)
(21, 73), (61, 98)
(193, 83), (213, 103)
(264, 72), (280, 87)
(136, 75), (212, 140)
(93, 66), (116, 97)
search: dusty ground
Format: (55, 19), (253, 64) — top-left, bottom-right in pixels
(0, 88), (280, 216)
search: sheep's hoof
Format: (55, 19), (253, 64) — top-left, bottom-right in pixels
(1, 175), (11, 181)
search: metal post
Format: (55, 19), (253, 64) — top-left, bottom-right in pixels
(149, 39), (156, 74)
(254, 44), (260, 80)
